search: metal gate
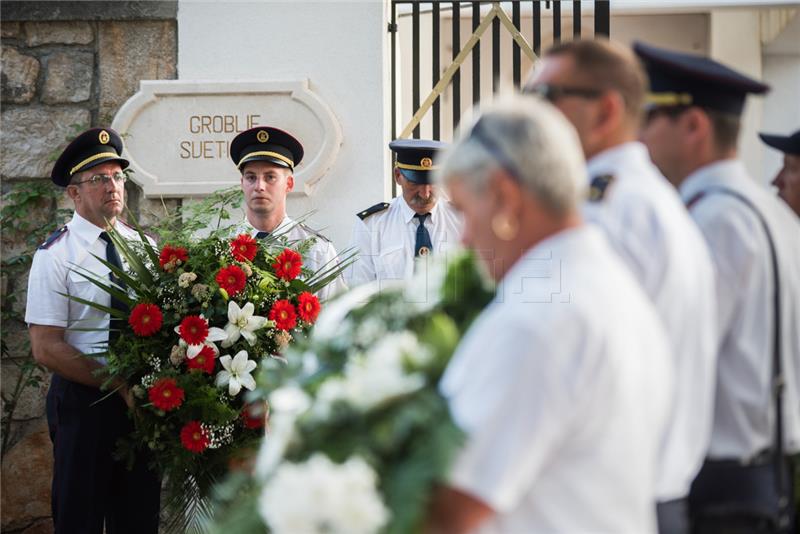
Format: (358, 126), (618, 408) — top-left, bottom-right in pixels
(390, 1), (611, 142)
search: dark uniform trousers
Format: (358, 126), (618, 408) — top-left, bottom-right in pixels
(46, 374), (161, 534)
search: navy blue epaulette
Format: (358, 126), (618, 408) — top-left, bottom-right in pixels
(38, 225), (68, 250)
(588, 174), (615, 202)
(300, 223), (331, 243)
(357, 202), (390, 220)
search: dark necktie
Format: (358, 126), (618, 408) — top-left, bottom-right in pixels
(99, 232), (127, 342)
(414, 213), (433, 257)
(255, 231), (269, 239)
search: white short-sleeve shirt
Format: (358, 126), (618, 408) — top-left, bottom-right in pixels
(25, 211), (144, 357)
(680, 159), (800, 460)
(441, 226), (673, 534)
(345, 195), (462, 288)
(237, 215), (346, 302)
(585, 141), (718, 500)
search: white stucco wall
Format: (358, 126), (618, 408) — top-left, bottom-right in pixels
(177, 0), (391, 251)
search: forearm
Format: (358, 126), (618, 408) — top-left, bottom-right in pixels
(30, 327), (119, 391)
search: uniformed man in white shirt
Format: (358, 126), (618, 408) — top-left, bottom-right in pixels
(26, 128), (161, 533)
(637, 41), (800, 534)
(525, 39), (717, 534)
(345, 139), (462, 288)
(229, 126), (346, 301)
(427, 97), (673, 534)
(759, 129), (800, 218)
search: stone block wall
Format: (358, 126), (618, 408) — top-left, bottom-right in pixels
(1, 3), (177, 532)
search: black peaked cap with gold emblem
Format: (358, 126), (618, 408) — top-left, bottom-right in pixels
(633, 41), (769, 116)
(390, 139), (448, 185)
(230, 127), (304, 172)
(51, 127), (129, 186)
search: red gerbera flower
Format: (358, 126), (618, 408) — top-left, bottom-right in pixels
(159, 244), (188, 272)
(230, 234), (258, 262)
(242, 402), (268, 429)
(269, 299), (297, 330)
(128, 303), (163, 336)
(148, 378), (184, 412)
(179, 315), (209, 345)
(272, 249), (302, 281)
(296, 292), (321, 324)
(180, 421), (210, 454)
(216, 265), (247, 296)
(186, 345), (216, 374)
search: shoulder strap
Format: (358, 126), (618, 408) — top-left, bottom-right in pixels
(695, 188), (785, 504)
(588, 174), (615, 202)
(38, 225), (68, 250)
(357, 202), (390, 220)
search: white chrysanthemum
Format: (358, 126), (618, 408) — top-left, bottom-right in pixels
(178, 271), (197, 288)
(255, 386), (313, 478)
(313, 331), (426, 417)
(215, 350), (257, 396)
(259, 454), (389, 534)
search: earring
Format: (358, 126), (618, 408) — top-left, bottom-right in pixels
(491, 213), (518, 241)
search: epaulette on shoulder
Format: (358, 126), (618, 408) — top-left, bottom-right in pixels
(38, 225), (68, 250)
(300, 223), (331, 243)
(118, 219), (157, 241)
(357, 202), (390, 220)
(588, 174), (615, 202)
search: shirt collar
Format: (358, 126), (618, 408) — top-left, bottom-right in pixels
(399, 195), (439, 224)
(586, 141), (648, 181)
(679, 158), (748, 204)
(69, 211), (109, 245)
(242, 214), (291, 236)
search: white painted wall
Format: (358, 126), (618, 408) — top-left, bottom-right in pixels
(761, 12), (800, 185)
(177, 0), (391, 251)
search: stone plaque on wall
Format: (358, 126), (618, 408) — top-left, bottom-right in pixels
(111, 80), (342, 197)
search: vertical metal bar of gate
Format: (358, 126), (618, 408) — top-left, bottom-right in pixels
(492, 8), (500, 94)
(553, 1), (561, 44)
(432, 2), (441, 140)
(472, 2), (480, 105)
(512, 1), (521, 88)
(573, 0), (581, 37)
(595, 0), (610, 36)
(412, 1), (420, 138)
(452, 1), (461, 130)
(532, 0), (541, 56)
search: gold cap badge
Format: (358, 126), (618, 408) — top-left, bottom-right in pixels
(98, 130), (110, 144)
(257, 130), (270, 143)
(420, 157), (433, 169)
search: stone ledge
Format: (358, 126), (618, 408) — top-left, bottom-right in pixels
(3, 1), (177, 22)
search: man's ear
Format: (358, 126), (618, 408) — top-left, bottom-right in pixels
(595, 91), (624, 135)
(66, 185), (80, 202)
(394, 168), (404, 187)
(286, 173), (294, 193)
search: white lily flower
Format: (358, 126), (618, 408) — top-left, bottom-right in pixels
(174, 322), (227, 359)
(222, 301), (269, 348)
(215, 350), (257, 396)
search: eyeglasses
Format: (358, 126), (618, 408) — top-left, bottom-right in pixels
(523, 83), (605, 103)
(71, 172), (127, 187)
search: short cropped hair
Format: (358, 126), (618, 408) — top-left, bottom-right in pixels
(438, 95), (587, 217)
(545, 38), (648, 125)
(705, 108), (741, 152)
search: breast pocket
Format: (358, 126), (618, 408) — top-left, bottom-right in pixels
(67, 270), (110, 308)
(377, 245), (409, 281)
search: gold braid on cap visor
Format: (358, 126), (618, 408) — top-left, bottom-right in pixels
(237, 151), (294, 169)
(69, 152), (121, 175)
(646, 92), (693, 107)
(395, 162), (439, 171)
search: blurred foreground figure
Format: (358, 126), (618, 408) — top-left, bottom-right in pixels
(637, 41), (800, 534)
(525, 39), (717, 534)
(426, 97), (673, 534)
